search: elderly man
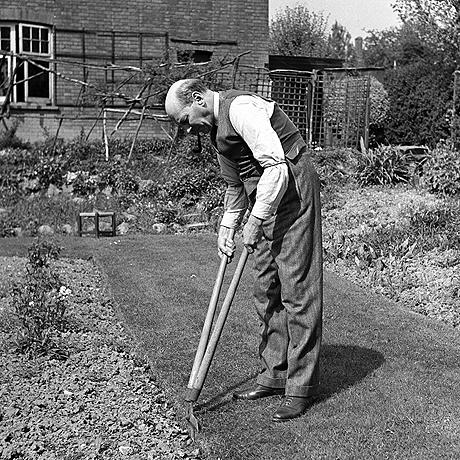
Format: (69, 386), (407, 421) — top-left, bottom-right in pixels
(165, 79), (323, 421)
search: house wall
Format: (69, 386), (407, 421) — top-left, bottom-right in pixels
(1, 0), (269, 142)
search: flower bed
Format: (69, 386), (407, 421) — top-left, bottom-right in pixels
(0, 256), (200, 460)
(322, 184), (460, 327)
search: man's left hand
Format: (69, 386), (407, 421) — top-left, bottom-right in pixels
(243, 215), (263, 253)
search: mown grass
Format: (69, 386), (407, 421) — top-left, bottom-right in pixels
(86, 234), (460, 460)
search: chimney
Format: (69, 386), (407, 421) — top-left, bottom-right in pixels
(355, 37), (364, 67)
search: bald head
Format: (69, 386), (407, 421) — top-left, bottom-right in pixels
(164, 79), (215, 134)
(165, 78), (210, 120)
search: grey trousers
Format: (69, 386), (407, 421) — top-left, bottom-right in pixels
(247, 152), (323, 397)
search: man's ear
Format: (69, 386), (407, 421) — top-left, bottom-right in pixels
(192, 91), (206, 106)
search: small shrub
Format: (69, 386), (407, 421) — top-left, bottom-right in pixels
(310, 147), (357, 186)
(423, 140), (460, 196)
(152, 202), (184, 225)
(159, 166), (221, 206)
(10, 239), (70, 358)
(0, 123), (30, 150)
(71, 172), (99, 196)
(34, 155), (67, 188)
(355, 145), (411, 186)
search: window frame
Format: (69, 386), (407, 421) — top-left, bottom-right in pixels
(0, 23), (15, 105)
(17, 22), (54, 104)
(0, 21), (54, 106)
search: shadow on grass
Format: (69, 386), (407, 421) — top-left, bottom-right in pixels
(319, 344), (385, 398)
(197, 344), (384, 414)
(196, 372), (259, 412)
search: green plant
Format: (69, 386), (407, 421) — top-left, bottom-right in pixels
(0, 122), (30, 150)
(310, 147), (357, 186)
(423, 140), (460, 196)
(10, 239), (69, 358)
(384, 60), (454, 147)
(355, 145), (411, 186)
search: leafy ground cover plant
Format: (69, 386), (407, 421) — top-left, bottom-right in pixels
(0, 133), (225, 235)
(322, 184), (460, 326)
(423, 139), (460, 196)
(355, 145), (411, 186)
(8, 239), (70, 357)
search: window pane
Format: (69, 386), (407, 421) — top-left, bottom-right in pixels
(32, 40), (40, 53)
(0, 27), (10, 40)
(41, 29), (48, 42)
(16, 60), (25, 102)
(41, 42), (49, 54)
(0, 58), (8, 97)
(1, 40), (10, 52)
(28, 60), (49, 98)
(31, 28), (39, 40)
(23, 40), (30, 52)
(23, 27), (30, 39)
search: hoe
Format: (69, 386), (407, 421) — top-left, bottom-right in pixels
(184, 230), (249, 440)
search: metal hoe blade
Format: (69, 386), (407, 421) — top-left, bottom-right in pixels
(186, 402), (199, 441)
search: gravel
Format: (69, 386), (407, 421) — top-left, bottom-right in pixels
(0, 256), (201, 460)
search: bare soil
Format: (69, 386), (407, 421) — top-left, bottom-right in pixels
(0, 256), (200, 460)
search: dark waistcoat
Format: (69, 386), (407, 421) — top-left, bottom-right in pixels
(213, 89), (306, 181)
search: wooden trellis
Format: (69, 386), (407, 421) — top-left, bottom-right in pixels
(1, 25), (374, 151)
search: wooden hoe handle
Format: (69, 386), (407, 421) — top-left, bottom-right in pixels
(185, 246), (249, 402)
(185, 230), (236, 401)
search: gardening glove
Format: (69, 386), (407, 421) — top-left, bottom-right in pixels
(218, 225), (236, 262)
(243, 215), (263, 253)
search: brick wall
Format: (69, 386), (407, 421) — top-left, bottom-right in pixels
(11, 107), (168, 143)
(1, 0), (268, 142)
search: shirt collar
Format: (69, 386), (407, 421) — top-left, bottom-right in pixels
(213, 92), (219, 125)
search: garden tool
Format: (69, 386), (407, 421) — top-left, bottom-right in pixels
(185, 235), (249, 440)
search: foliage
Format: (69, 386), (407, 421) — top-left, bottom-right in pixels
(0, 122), (30, 150)
(323, 187), (460, 315)
(383, 59), (454, 147)
(269, 4), (330, 56)
(423, 140), (460, 196)
(369, 77), (390, 127)
(310, 147), (358, 187)
(355, 145), (411, 186)
(363, 22), (443, 69)
(392, 0), (460, 63)
(0, 131), (227, 235)
(328, 21), (355, 63)
(10, 239), (70, 358)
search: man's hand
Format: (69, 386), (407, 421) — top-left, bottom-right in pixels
(243, 215), (263, 253)
(218, 226), (236, 262)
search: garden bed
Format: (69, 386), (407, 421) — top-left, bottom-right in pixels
(0, 255), (200, 460)
(322, 184), (460, 328)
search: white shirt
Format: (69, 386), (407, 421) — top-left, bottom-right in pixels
(214, 93), (289, 228)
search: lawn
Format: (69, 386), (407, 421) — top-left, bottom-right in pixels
(93, 234), (460, 459)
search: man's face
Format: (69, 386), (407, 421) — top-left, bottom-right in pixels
(172, 92), (213, 135)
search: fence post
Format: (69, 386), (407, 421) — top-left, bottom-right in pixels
(453, 70), (459, 150)
(308, 71), (317, 147)
(363, 75), (371, 150)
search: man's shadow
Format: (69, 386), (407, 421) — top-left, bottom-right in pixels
(196, 344), (384, 412)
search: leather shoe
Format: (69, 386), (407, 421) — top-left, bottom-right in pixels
(272, 396), (310, 421)
(233, 384), (284, 401)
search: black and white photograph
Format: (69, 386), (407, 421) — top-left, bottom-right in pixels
(1, 1), (459, 458)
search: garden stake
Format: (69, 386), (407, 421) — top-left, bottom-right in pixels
(185, 242), (249, 440)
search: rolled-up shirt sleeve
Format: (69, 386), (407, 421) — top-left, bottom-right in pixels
(229, 96), (288, 221)
(218, 154), (248, 229)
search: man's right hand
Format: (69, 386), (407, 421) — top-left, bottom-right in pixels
(217, 226), (236, 262)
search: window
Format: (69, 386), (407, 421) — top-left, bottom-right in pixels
(0, 25), (13, 103)
(0, 22), (53, 105)
(177, 49), (213, 64)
